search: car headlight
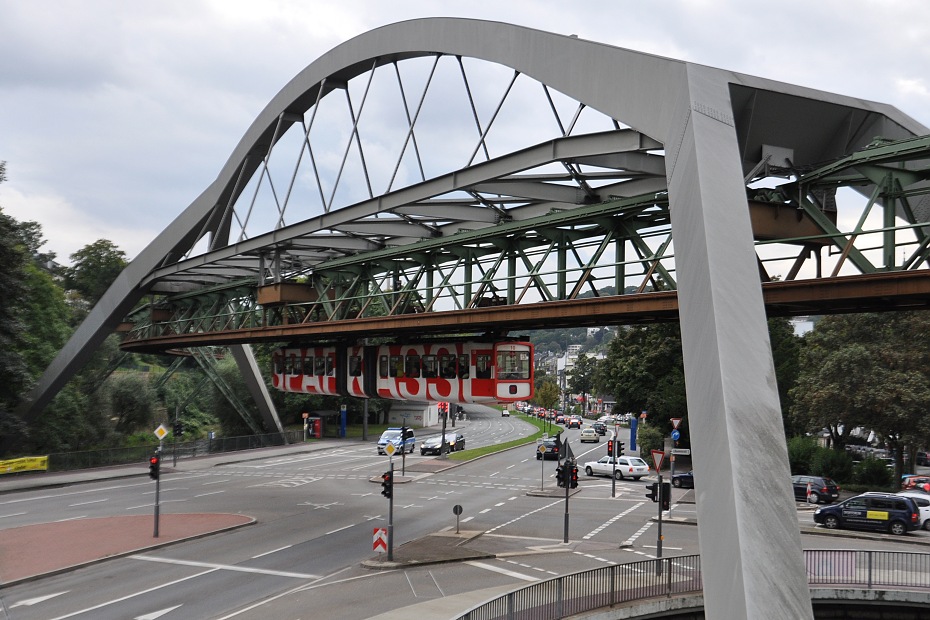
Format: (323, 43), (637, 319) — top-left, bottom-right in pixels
(814, 508), (821, 515)
(421, 443), (426, 448)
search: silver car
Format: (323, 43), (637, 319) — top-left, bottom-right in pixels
(583, 455), (649, 480)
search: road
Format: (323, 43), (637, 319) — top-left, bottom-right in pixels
(2, 408), (928, 619)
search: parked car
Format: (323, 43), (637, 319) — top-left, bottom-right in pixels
(583, 456), (649, 480)
(901, 475), (930, 492)
(813, 492), (920, 535)
(791, 475), (840, 504)
(917, 451), (929, 466)
(671, 470), (694, 488)
(592, 422), (607, 435)
(897, 491), (930, 530)
(420, 432), (465, 455)
(579, 427), (599, 443)
(377, 427), (416, 454)
(536, 438), (561, 460)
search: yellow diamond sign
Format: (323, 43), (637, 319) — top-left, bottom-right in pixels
(154, 424), (168, 440)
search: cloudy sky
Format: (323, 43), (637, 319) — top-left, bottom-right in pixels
(2, 0), (928, 265)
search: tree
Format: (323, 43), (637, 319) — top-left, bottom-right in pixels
(568, 354), (597, 415)
(63, 239), (128, 306)
(790, 312), (930, 477)
(108, 373), (156, 434)
(534, 380), (560, 411)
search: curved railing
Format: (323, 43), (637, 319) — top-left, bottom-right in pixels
(455, 550), (930, 620)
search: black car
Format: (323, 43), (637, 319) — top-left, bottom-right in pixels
(592, 422), (607, 435)
(536, 438), (560, 460)
(420, 433), (464, 455)
(671, 470), (694, 488)
(917, 451), (929, 466)
(814, 492), (920, 535)
(791, 475), (840, 504)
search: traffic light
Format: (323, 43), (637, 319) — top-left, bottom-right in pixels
(173, 421), (184, 437)
(555, 465), (565, 488)
(616, 441), (625, 457)
(570, 465), (579, 489)
(607, 439), (613, 456)
(661, 482), (671, 511)
(381, 471), (393, 499)
(149, 454), (160, 480)
(553, 434), (562, 459)
(438, 402), (448, 415)
(645, 482), (657, 502)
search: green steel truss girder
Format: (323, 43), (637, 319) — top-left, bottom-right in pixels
(122, 134), (930, 344)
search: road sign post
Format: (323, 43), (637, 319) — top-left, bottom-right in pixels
(388, 461), (394, 561)
(538, 442), (547, 490)
(373, 528), (387, 554)
(453, 504), (463, 534)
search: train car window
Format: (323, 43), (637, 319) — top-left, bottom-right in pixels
(274, 354), (284, 374)
(458, 354), (470, 379)
(476, 354), (492, 379)
(287, 355), (298, 375)
(349, 355), (362, 377)
(405, 354), (421, 378)
(326, 355), (335, 376)
(422, 355), (437, 378)
(390, 355), (404, 378)
(314, 356), (326, 376)
(439, 355), (457, 378)
(303, 355), (314, 376)
(379, 355), (389, 378)
(497, 350), (531, 380)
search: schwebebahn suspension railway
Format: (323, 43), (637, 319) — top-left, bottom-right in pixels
(19, 19), (930, 620)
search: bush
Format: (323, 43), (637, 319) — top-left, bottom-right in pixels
(787, 436), (818, 474)
(810, 447), (854, 483)
(635, 425), (663, 455)
(854, 457), (894, 488)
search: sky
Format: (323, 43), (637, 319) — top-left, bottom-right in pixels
(2, 0), (929, 266)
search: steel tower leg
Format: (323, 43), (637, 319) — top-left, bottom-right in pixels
(665, 66), (813, 619)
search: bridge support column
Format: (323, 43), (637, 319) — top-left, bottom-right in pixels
(665, 67), (813, 619)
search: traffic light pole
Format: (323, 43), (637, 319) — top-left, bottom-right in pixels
(655, 473), (663, 575)
(563, 459), (571, 544)
(153, 443), (162, 538)
(387, 461), (394, 561)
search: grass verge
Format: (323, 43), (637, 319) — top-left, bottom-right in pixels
(447, 414), (562, 461)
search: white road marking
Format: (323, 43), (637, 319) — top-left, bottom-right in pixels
(326, 524), (355, 535)
(10, 591), (69, 608)
(251, 545), (292, 559)
(68, 498), (108, 507)
(200, 479), (229, 485)
(54, 516), (86, 522)
(582, 503), (643, 540)
(194, 490), (226, 497)
(465, 561), (539, 582)
(0, 511), (28, 519)
(130, 555), (320, 579)
(47, 569), (218, 620)
(462, 516), (474, 522)
(135, 604), (183, 619)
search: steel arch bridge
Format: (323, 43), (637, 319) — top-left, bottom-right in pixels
(21, 18), (930, 619)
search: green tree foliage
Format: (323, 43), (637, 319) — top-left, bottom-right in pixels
(790, 312), (930, 477)
(534, 380), (560, 411)
(635, 424), (664, 455)
(107, 373), (155, 434)
(568, 353), (597, 412)
(63, 239), (128, 306)
(597, 319), (801, 444)
(853, 457), (894, 488)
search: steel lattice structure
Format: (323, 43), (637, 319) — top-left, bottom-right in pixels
(21, 19), (930, 619)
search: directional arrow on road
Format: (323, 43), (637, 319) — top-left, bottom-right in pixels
(10, 591), (69, 608)
(135, 604), (183, 619)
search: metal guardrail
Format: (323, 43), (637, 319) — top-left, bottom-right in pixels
(457, 550), (930, 620)
(44, 430), (305, 472)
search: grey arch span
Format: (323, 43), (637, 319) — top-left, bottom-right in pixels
(23, 19), (930, 619)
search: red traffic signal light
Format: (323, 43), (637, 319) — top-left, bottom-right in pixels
(570, 465), (579, 489)
(381, 471), (393, 498)
(607, 440), (613, 456)
(148, 455), (160, 480)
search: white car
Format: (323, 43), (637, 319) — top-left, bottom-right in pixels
(579, 427), (599, 443)
(583, 456), (649, 480)
(897, 491), (930, 530)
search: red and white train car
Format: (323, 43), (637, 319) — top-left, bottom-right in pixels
(271, 340), (533, 404)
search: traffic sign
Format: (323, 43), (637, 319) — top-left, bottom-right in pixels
(670, 448), (691, 455)
(373, 528), (388, 552)
(154, 424), (168, 441)
(384, 443), (396, 457)
(453, 504), (463, 516)
(671, 429), (681, 441)
(651, 449), (665, 471)
(538, 444), (547, 454)
(671, 418), (682, 430)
